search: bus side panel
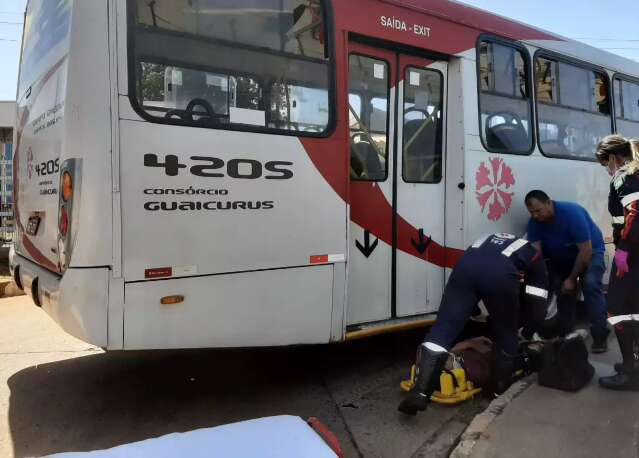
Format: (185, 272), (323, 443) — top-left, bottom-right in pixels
(119, 122), (347, 281)
(460, 56), (611, 245)
(123, 265), (334, 350)
(63, 0), (113, 268)
(443, 56), (467, 268)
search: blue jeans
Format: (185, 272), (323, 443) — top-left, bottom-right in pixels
(550, 251), (608, 339)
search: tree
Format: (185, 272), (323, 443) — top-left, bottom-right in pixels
(140, 63), (166, 102)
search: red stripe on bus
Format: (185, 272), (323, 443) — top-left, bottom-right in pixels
(21, 233), (58, 272)
(334, 0), (560, 53)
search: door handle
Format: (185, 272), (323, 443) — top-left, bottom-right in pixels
(457, 182), (466, 190)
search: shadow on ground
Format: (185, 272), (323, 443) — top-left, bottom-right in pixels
(8, 329), (430, 457)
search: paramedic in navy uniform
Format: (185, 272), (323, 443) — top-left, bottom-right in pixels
(596, 135), (639, 390)
(525, 190), (609, 352)
(398, 233), (549, 416)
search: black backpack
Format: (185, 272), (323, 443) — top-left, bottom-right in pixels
(537, 336), (595, 392)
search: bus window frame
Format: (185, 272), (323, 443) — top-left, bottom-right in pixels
(475, 34), (535, 156)
(612, 72), (639, 127)
(126, 0), (337, 139)
(348, 52), (392, 183)
(401, 65), (445, 184)
(533, 48), (614, 163)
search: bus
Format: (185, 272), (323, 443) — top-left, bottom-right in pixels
(10, 0), (639, 350)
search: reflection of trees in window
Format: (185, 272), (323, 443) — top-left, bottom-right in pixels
(535, 56), (612, 159)
(535, 58), (556, 104)
(595, 75), (609, 114)
(479, 42), (526, 98)
(140, 63), (166, 102)
(479, 43), (491, 91)
(235, 77), (261, 110)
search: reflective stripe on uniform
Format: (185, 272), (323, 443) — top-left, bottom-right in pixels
(501, 238), (528, 257)
(608, 314), (639, 326)
(422, 342), (448, 353)
(525, 285), (549, 299)
(612, 216), (625, 224)
(621, 192), (639, 208)
(471, 235), (490, 248)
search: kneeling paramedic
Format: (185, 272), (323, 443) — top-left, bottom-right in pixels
(398, 233), (549, 415)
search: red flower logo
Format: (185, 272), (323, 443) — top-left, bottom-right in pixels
(475, 157), (516, 221)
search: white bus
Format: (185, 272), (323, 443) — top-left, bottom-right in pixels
(10, 0), (639, 350)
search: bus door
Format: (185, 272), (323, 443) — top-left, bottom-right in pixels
(395, 56), (447, 318)
(346, 42), (447, 325)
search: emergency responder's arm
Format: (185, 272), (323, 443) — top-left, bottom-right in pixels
(609, 182), (624, 240)
(526, 220), (541, 251)
(618, 200), (639, 252)
(521, 252), (549, 340)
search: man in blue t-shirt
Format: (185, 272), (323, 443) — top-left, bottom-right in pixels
(525, 190), (609, 353)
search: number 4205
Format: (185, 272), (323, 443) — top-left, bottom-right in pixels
(35, 159), (60, 176)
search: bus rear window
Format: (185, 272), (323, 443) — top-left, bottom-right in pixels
(129, 0), (332, 136)
(18, 0), (72, 99)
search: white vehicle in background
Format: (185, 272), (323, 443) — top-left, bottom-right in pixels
(45, 415), (343, 458)
(10, 0), (639, 350)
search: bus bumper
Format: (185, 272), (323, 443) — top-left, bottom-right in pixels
(10, 249), (109, 348)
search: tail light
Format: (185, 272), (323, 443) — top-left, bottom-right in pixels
(57, 159), (82, 271)
(307, 418), (344, 458)
(61, 171), (73, 202)
(59, 205), (69, 236)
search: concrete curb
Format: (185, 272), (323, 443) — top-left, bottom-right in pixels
(449, 376), (535, 458)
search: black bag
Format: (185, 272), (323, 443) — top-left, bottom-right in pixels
(537, 336), (594, 392)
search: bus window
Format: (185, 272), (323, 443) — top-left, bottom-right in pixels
(18, 0), (72, 99)
(614, 77), (639, 138)
(349, 94), (363, 129)
(535, 55), (612, 160)
(348, 55), (389, 181)
(402, 67), (443, 183)
(129, 0), (332, 136)
(269, 82), (329, 132)
(478, 40), (533, 154)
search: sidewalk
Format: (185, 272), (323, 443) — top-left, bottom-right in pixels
(453, 337), (639, 458)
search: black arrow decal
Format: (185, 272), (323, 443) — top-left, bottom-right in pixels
(356, 230), (379, 258)
(411, 229), (432, 254)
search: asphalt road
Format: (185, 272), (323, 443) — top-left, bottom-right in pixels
(0, 296), (488, 458)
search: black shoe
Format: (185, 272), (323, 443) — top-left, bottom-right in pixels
(614, 361), (638, 374)
(398, 392), (429, 416)
(398, 343), (448, 415)
(591, 336), (608, 354)
(492, 350), (524, 395)
(599, 372), (639, 390)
